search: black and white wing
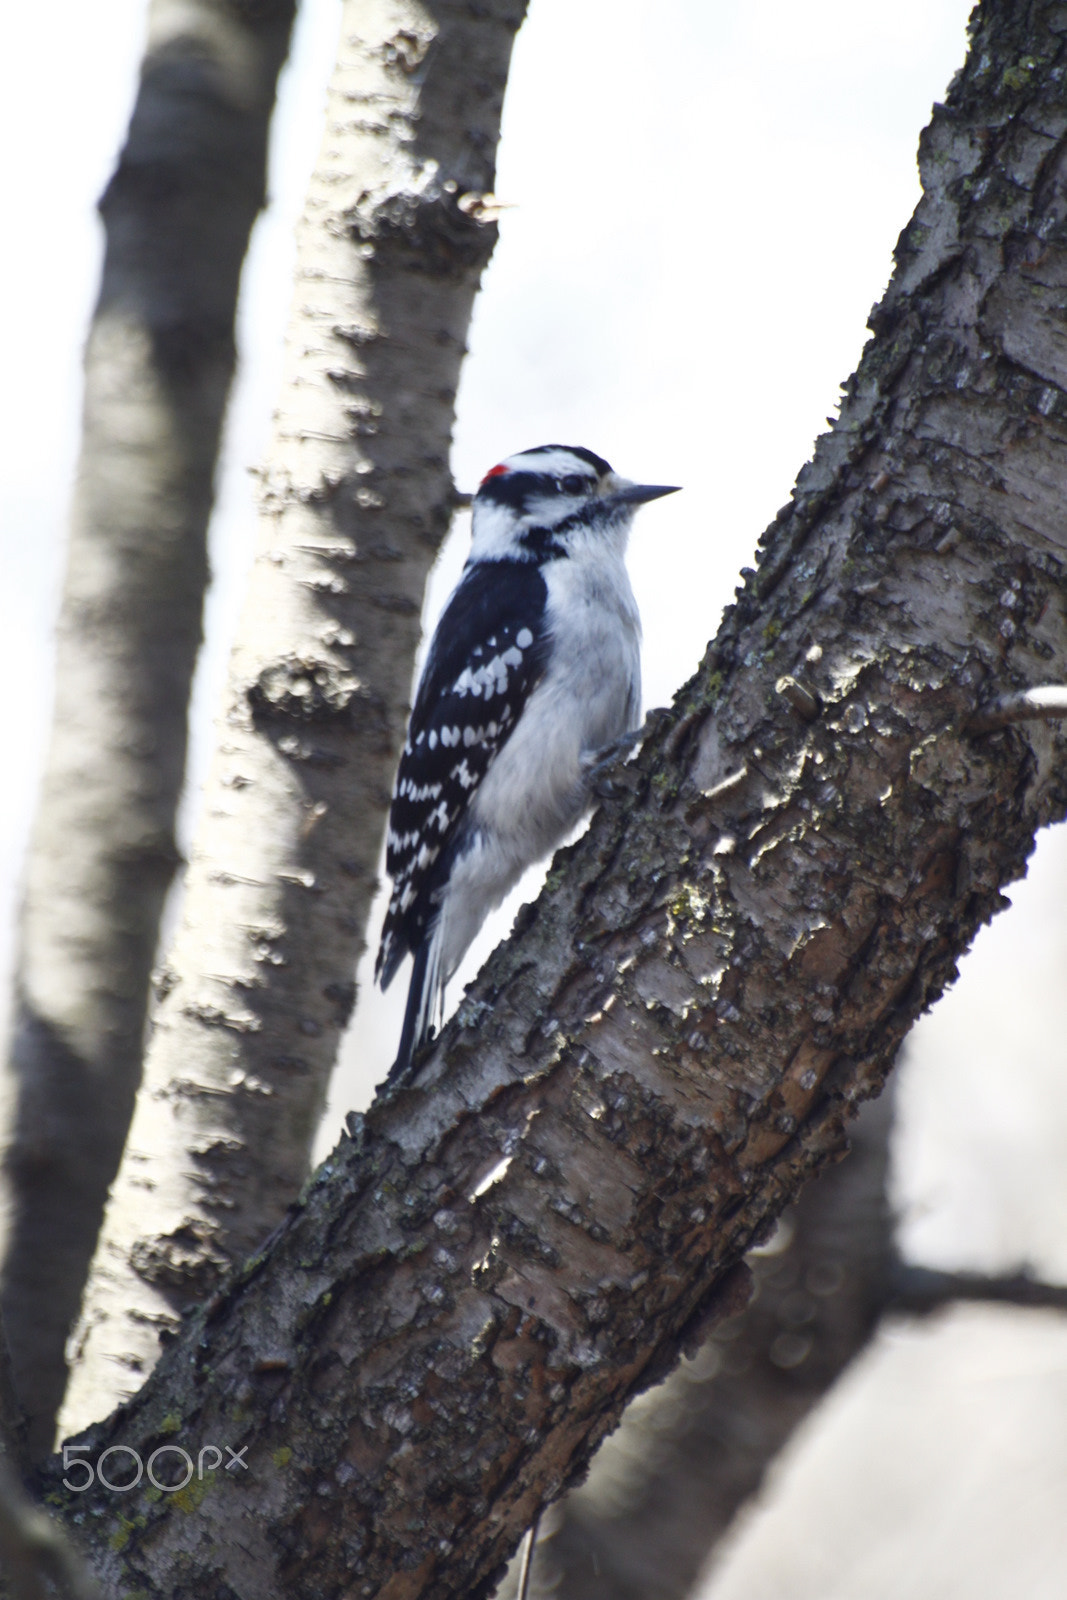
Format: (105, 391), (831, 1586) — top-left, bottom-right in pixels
(375, 558), (551, 992)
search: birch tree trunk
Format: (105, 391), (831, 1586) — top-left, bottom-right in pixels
(36, 3), (1067, 1592)
(0, 0), (296, 1461)
(61, 0), (528, 1440)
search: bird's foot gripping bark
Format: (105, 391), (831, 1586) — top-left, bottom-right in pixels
(585, 714), (663, 798)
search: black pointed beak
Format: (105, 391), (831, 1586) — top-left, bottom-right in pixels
(608, 483), (681, 508)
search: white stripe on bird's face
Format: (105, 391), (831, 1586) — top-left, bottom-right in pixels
(468, 450), (631, 565)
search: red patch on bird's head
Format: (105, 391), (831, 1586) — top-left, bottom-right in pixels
(480, 463), (510, 485)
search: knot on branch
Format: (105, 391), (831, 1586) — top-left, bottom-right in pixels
(248, 656), (363, 723)
(130, 1221), (229, 1298)
(348, 183), (497, 278)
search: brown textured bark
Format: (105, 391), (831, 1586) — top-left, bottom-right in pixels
(0, 0), (297, 1461)
(517, 1099), (1067, 1600)
(29, 5), (1067, 1594)
(513, 1095), (893, 1600)
(61, 0), (530, 1440)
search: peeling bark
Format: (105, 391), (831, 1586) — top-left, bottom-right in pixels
(35, 5), (1067, 1593)
(61, 0), (529, 1440)
(0, 0), (297, 1461)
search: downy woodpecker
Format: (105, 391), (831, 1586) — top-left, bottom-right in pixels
(375, 444), (679, 1082)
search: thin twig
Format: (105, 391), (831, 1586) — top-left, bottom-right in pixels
(775, 674), (821, 722)
(890, 1264), (1067, 1314)
(967, 684), (1067, 732)
(699, 765), (750, 804)
(517, 1513), (541, 1600)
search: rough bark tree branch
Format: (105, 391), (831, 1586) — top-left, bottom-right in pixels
(0, 0), (298, 1460)
(514, 1096), (1067, 1600)
(32, 5), (1067, 1594)
(61, 0), (530, 1440)
(510, 1094), (894, 1600)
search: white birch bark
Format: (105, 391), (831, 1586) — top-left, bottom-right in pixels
(0, 0), (296, 1460)
(61, 0), (528, 1437)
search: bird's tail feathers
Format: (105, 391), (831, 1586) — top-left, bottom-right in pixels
(386, 921), (444, 1086)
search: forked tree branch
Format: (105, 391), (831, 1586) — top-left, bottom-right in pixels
(40, 2), (1067, 1595)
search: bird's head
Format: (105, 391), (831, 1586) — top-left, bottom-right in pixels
(469, 444), (679, 563)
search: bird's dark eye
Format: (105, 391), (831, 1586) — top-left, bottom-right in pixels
(558, 474), (587, 495)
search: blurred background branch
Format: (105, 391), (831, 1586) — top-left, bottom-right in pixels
(0, 0), (298, 1460)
